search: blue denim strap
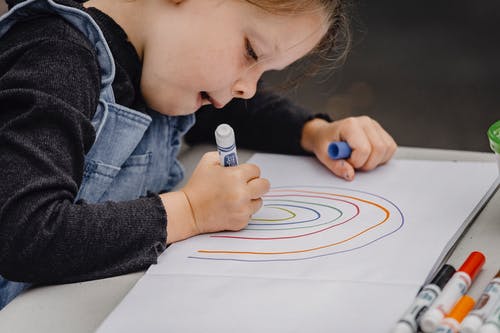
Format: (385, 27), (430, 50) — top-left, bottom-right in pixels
(0, 275), (31, 310)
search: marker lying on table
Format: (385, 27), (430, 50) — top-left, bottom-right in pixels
(391, 264), (456, 333)
(420, 251), (486, 333)
(328, 141), (352, 160)
(434, 294), (475, 333)
(460, 269), (500, 333)
(215, 123), (238, 167)
(478, 297), (500, 333)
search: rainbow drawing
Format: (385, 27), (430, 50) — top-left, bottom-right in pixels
(188, 185), (404, 262)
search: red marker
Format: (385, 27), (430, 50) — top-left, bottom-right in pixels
(420, 251), (486, 333)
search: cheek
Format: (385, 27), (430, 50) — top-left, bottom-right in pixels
(145, 49), (237, 92)
(139, 36), (244, 111)
(190, 49), (242, 89)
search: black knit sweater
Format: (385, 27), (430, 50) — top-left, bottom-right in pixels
(0, 0), (313, 284)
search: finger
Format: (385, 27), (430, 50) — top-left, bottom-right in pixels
(344, 128), (371, 170)
(318, 156), (355, 181)
(358, 121), (387, 171)
(234, 163), (261, 180)
(380, 130), (398, 164)
(249, 198), (264, 215)
(361, 119), (398, 169)
(201, 151), (220, 165)
(247, 177), (271, 199)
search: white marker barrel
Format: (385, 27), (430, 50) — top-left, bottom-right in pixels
(391, 264), (455, 333)
(215, 123), (238, 167)
(478, 301), (500, 333)
(461, 274), (500, 333)
(420, 272), (471, 332)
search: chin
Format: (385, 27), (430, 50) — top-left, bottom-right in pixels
(157, 108), (194, 117)
(148, 101), (197, 117)
(141, 87), (196, 116)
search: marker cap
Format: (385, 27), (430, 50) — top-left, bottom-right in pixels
(447, 295), (475, 322)
(328, 141), (352, 160)
(391, 322), (413, 333)
(478, 323), (500, 333)
(431, 264), (456, 289)
(461, 315), (484, 333)
(420, 308), (443, 332)
(215, 123), (235, 148)
(458, 251), (486, 281)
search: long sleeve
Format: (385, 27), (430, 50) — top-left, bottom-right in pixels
(185, 85), (313, 155)
(0, 19), (167, 284)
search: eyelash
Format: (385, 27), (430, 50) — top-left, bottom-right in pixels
(245, 38), (259, 62)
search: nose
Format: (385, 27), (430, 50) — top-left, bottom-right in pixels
(231, 68), (261, 100)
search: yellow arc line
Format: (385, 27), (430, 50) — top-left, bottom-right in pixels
(250, 206), (297, 222)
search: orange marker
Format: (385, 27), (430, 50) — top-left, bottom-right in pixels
(434, 295), (475, 333)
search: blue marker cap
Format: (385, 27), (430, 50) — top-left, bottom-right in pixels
(328, 141), (352, 160)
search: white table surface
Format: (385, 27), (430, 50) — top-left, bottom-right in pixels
(0, 146), (498, 333)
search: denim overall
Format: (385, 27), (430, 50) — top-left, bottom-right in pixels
(0, 0), (195, 309)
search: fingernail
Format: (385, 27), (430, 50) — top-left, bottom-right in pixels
(344, 171), (353, 180)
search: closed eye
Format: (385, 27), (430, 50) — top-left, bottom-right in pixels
(245, 38), (259, 62)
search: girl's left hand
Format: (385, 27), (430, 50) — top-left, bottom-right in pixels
(300, 116), (397, 181)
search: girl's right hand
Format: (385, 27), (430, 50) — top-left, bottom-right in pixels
(180, 152), (270, 236)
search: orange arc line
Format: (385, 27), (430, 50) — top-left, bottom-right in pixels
(198, 189), (390, 255)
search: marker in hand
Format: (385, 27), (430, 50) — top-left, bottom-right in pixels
(215, 123), (238, 167)
(328, 141), (352, 160)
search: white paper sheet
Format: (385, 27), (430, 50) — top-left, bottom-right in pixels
(97, 155), (498, 333)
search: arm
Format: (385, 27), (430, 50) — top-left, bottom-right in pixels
(0, 36), (167, 284)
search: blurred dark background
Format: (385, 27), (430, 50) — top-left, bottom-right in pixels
(1, 1), (499, 151)
(264, 1), (500, 152)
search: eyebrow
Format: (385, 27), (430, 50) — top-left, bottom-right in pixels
(249, 30), (292, 71)
(249, 28), (281, 59)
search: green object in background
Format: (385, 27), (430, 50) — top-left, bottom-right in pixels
(488, 120), (500, 154)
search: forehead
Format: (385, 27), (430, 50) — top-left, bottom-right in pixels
(239, 2), (329, 69)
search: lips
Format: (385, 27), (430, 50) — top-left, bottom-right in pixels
(200, 91), (223, 109)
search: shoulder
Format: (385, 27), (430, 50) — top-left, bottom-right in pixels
(1, 11), (97, 55)
(0, 13), (102, 119)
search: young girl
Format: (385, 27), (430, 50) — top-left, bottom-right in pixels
(0, 0), (397, 309)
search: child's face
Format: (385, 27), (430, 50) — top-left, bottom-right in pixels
(140, 0), (327, 116)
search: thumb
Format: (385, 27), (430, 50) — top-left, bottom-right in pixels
(318, 155), (355, 181)
(200, 151), (220, 165)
